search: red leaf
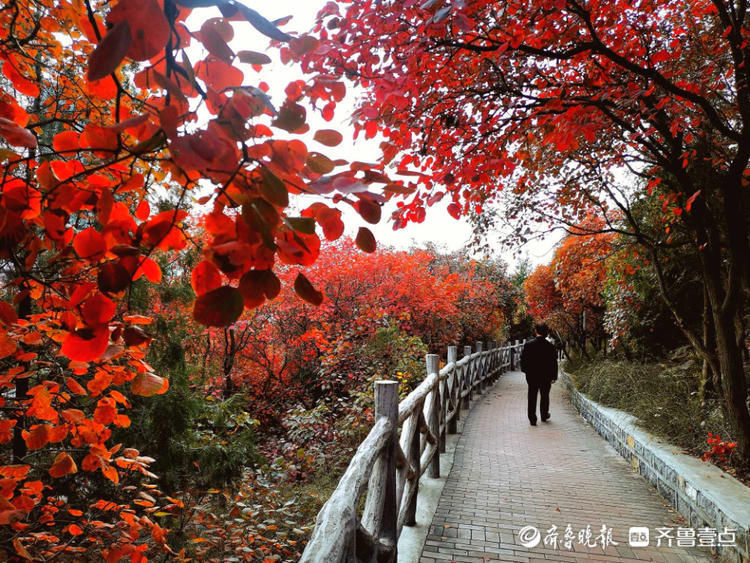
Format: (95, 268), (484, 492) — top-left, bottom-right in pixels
(239, 269), (280, 308)
(199, 26), (234, 63)
(87, 21), (132, 81)
(81, 293), (116, 326)
(135, 200), (150, 221)
(52, 131), (81, 153)
(191, 261), (222, 296)
(66, 377), (88, 396)
(136, 257), (162, 283)
(66, 524), (84, 536)
(447, 202), (461, 219)
(108, 0), (170, 61)
(194, 58), (244, 92)
(237, 51), (272, 65)
(306, 152), (336, 174)
(686, 190), (701, 212)
(272, 102), (307, 133)
(2, 57), (39, 97)
(0, 302), (17, 327)
(259, 167), (289, 208)
(276, 230), (321, 266)
(0, 509), (25, 525)
(49, 452), (77, 478)
(303, 204), (344, 241)
(364, 120), (378, 139)
(193, 286), (244, 327)
(294, 273), (323, 305)
(0, 118), (36, 148)
(131, 372), (168, 396)
(313, 129), (343, 147)
(0, 331), (16, 360)
(123, 326), (152, 347)
(60, 327), (110, 362)
(142, 210), (187, 250)
(355, 227), (377, 253)
(24, 424), (50, 450)
(356, 197), (382, 224)
(97, 262), (131, 293)
(74, 228), (107, 261)
(13, 539), (32, 560)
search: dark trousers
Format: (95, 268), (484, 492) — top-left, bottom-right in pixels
(527, 380), (551, 423)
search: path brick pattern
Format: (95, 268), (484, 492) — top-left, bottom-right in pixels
(420, 372), (713, 562)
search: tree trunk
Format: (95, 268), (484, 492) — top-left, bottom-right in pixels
(701, 239), (750, 467)
(12, 293), (31, 462)
(700, 285), (718, 404)
(712, 305), (750, 466)
(223, 327), (237, 398)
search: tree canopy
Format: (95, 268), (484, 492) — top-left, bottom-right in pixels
(303, 0), (750, 465)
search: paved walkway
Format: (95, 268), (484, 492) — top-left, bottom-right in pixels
(420, 372), (713, 562)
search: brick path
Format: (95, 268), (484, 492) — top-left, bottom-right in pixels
(420, 371), (713, 562)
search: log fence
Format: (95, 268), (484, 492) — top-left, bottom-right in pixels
(300, 340), (526, 562)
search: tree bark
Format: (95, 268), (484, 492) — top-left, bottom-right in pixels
(700, 284), (718, 404)
(12, 292), (31, 462)
(700, 230), (750, 467)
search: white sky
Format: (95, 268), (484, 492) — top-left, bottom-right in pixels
(187, 1), (558, 268)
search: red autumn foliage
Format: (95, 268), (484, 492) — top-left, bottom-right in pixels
(193, 241), (510, 418)
(0, 0), (403, 557)
(525, 218), (615, 352)
(299, 0), (750, 463)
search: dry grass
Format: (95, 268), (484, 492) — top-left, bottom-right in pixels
(565, 352), (733, 462)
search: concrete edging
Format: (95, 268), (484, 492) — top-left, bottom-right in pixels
(560, 370), (750, 562)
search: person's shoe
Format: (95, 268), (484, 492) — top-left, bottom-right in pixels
(541, 415), (550, 422)
(530, 420), (537, 426)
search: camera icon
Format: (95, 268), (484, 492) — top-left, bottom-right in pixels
(629, 527), (650, 547)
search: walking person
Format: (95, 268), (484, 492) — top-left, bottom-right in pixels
(520, 323), (558, 426)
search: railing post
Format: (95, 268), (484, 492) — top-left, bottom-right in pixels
(447, 346), (458, 433)
(375, 380), (399, 555)
(476, 342), (484, 393)
(438, 354), (447, 455)
(463, 345), (473, 406)
(404, 416), (420, 526)
(490, 341), (498, 381)
(426, 354), (440, 478)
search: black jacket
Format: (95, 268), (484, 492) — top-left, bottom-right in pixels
(520, 337), (558, 385)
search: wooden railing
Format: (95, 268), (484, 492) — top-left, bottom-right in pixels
(300, 340), (526, 562)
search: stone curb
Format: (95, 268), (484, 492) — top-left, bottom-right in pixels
(559, 370), (750, 563)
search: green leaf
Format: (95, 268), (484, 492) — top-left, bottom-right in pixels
(272, 102), (306, 133)
(237, 51), (272, 65)
(285, 217), (316, 235)
(306, 152), (336, 174)
(0, 148), (18, 163)
(259, 168), (289, 208)
(241, 199), (278, 249)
